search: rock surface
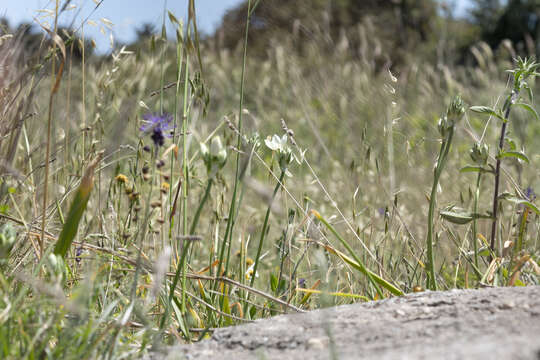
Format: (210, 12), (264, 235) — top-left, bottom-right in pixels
(150, 286), (540, 359)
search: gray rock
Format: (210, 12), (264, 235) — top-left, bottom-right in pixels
(149, 286), (540, 359)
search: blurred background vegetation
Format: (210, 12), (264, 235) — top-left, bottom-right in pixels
(1, 0), (539, 65)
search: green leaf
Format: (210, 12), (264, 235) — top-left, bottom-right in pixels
(469, 106), (505, 121)
(497, 150), (529, 163)
(499, 195), (540, 216)
(514, 102), (539, 121)
(478, 247), (491, 257)
(522, 82), (534, 102)
(440, 207), (491, 225)
(520, 201), (540, 215)
(505, 137), (517, 151)
(171, 296), (190, 338)
(54, 154), (102, 258)
(460, 165), (492, 174)
(270, 274), (278, 292)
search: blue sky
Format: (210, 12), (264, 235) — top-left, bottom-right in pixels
(1, 0), (473, 54)
(0, 0), (244, 53)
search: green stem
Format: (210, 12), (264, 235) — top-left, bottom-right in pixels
(180, 53), (190, 314)
(224, 0), (253, 276)
(472, 172), (482, 271)
(189, 178), (213, 235)
(169, 28), (185, 244)
(213, 0), (252, 307)
(489, 99), (513, 260)
(159, 237), (193, 333)
(426, 128), (454, 290)
(250, 170), (286, 289)
(130, 148), (157, 301)
(516, 207), (529, 254)
(242, 170), (286, 316)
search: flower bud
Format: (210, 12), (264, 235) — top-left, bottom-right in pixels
(447, 95), (465, 125)
(210, 136), (227, 166)
(438, 114), (448, 137)
(46, 253), (66, 280)
(201, 136), (227, 177)
(469, 142), (489, 165)
(438, 95), (465, 137)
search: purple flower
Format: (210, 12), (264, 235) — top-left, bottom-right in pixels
(525, 187), (536, 201)
(140, 112), (174, 147)
(75, 246), (83, 263)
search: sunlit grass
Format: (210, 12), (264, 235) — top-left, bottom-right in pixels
(0, 2), (539, 358)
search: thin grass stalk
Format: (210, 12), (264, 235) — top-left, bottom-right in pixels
(130, 148), (157, 302)
(180, 44), (190, 314)
(189, 178), (213, 235)
(445, 226), (482, 279)
(223, 0), (254, 276)
(160, 237), (193, 333)
(471, 172), (482, 270)
(426, 95), (464, 290)
(508, 204), (530, 281)
(249, 170), (286, 289)
(214, 0), (253, 305)
(40, 0), (61, 258)
(489, 102), (512, 260)
(157, 13), (167, 251)
(516, 206), (529, 253)
(159, 15), (166, 116)
(169, 22), (185, 245)
(81, 23), (86, 160)
(311, 211), (396, 299)
(386, 107), (395, 197)
(426, 130), (453, 290)
(65, 39), (74, 167)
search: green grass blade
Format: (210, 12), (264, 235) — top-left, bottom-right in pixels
(312, 210), (404, 297)
(53, 153), (102, 258)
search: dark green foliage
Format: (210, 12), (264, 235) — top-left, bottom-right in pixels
(0, 18), (94, 62)
(471, 0), (505, 35)
(214, 0), (438, 65)
(473, 0), (540, 56)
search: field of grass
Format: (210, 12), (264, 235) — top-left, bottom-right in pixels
(0, 2), (539, 359)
